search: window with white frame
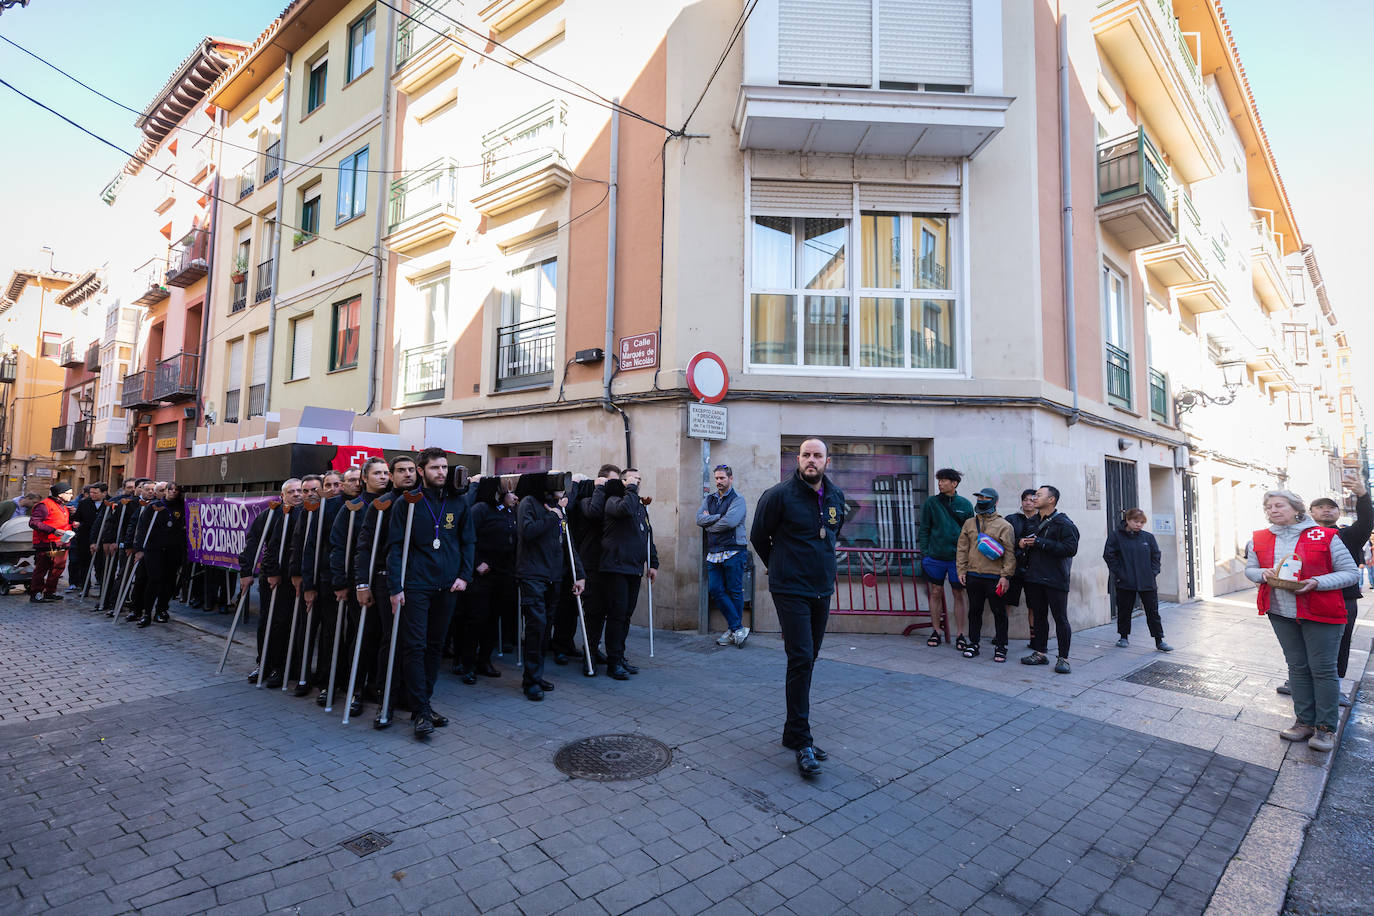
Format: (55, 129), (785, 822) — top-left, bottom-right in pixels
(289, 315), (313, 381)
(1103, 263), (1131, 407)
(347, 8), (376, 81)
(336, 147), (368, 223)
(417, 276), (449, 345)
(748, 181), (960, 372)
(496, 254), (558, 388)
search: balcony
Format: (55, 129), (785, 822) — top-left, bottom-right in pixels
(50, 421), (91, 452)
(472, 100), (572, 218)
(91, 415), (128, 447)
(155, 176), (177, 214)
(1148, 368), (1169, 423)
(166, 233), (210, 288)
(84, 341), (100, 373)
(254, 259), (273, 304)
(262, 140), (281, 184)
(401, 342), (449, 404)
(50, 425), (72, 452)
(132, 260), (170, 306)
(385, 158), (460, 253)
(1106, 343), (1131, 408)
(120, 370), (154, 409)
(1141, 187), (1208, 286)
(1250, 213), (1292, 313)
(495, 315), (556, 390)
(223, 388), (241, 424)
(394, 0), (465, 94)
(237, 174), (255, 200)
(59, 338), (84, 369)
(247, 383), (266, 418)
(1096, 127), (1174, 249)
(1247, 348), (1294, 392)
(231, 279), (247, 314)
(152, 352), (198, 403)
(1091, 0), (1224, 182)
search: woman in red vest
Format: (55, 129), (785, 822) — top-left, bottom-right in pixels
(28, 481), (76, 602)
(1245, 489), (1358, 752)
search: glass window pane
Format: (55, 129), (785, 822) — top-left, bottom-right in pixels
(861, 214), (900, 289)
(912, 298), (955, 369)
(336, 157), (353, 221)
(538, 259), (557, 310)
(859, 297), (904, 368)
(352, 149), (368, 217)
(803, 295), (849, 365)
(913, 216), (950, 289)
(752, 216), (793, 288)
(801, 219), (846, 290)
(750, 293), (796, 364)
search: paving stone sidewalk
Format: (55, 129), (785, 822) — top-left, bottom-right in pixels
(0, 590), (1339, 915)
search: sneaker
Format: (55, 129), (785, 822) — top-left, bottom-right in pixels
(1307, 728), (1335, 752)
(1054, 657), (1071, 674)
(1279, 720), (1314, 742)
(1115, 637), (1129, 648)
(716, 631), (734, 646)
(1155, 638), (1173, 652)
(1021, 651), (1049, 666)
(1339, 692), (1351, 708)
(732, 627), (750, 648)
(1277, 681), (1292, 696)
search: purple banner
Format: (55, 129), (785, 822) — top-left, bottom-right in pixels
(185, 496), (276, 570)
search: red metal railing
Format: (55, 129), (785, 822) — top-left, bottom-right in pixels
(831, 547), (939, 638)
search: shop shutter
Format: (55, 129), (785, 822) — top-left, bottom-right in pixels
(858, 183), (960, 213)
(779, 0), (873, 87)
(750, 180), (854, 218)
(227, 339), (244, 388)
(250, 332), (269, 386)
(878, 0), (973, 87)
(291, 316), (313, 380)
(155, 449), (177, 482)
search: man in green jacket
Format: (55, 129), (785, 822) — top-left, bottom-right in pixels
(918, 468), (974, 649)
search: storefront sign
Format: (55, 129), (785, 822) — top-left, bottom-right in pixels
(155, 437), (179, 450)
(185, 496), (276, 570)
(618, 332), (658, 370)
(688, 402), (727, 440)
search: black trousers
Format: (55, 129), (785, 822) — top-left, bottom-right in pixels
(138, 548), (182, 619)
(518, 577), (558, 686)
(369, 578), (403, 703)
(306, 590), (339, 688)
(579, 573), (607, 653)
(461, 572), (512, 672)
(343, 583), (387, 695)
(1337, 596), (1359, 679)
(256, 579), (297, 674)
(1116, 588), (1163, 639)
(399, 588), (455, 712)
(774, 592), (831, 750)
(965, 576), (1008, 648)
(602, 572), (642, 664)
(68, 536), (92, 590)
(550, 576), (582, 655)
(1026, 582), (1071, 658)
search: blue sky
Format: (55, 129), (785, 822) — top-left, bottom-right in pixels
(0, 0), (1368, 389)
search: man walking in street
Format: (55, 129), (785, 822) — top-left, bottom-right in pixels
(1019, 485), (1080, 673)
(1308, 477), (1372, 706)
(599, 468), (658, 679)
(29, 482), (75, 602)
(918, 468), (974, 649)
(750, 438), (846, 779)
(698, 464), (750, 647)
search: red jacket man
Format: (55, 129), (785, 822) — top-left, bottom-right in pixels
(29, 481), (75, 602)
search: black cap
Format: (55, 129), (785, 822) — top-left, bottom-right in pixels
(50, 481), (73, 498)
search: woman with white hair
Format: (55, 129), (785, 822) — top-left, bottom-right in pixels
(1244, 489), (1359, 752)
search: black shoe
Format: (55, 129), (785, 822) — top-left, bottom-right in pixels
(796, 747), (821, 778)
(591, 648), (608, 666)
(608, 662), (630, 681)
(461, 672), (477, 685)
(30, 593), (44, 603)
(553, 652), (569, 666)
(781, 741), (828, 761)
(622, 660), (640, 675)
(429, 708), (449, 727)
(373, 709), (392, 729)
(292, 683), (311, 697)
(316, 690), (329, 707)
(524, 684), (544, 701)
(452, 663), (468, 678)
(246, 668), (260, 684)
(350, 695), (364, 717)
(536, 678), (555, 692)
(44, 593), (64, 602)
(582, 664), (598, 678)
(265, 673), (284, 689)
(124, 611), (141, 622)
(413, 711), (434, 738)
(137, 618), (151, 628)
(155, 611), (168, 623)
(476, 665), (501, 678)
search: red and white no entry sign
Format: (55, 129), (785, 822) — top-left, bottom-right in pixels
(685, 351), (729, 403)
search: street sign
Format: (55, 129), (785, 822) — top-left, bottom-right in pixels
(688, 402), (727, 440)
(618, 332), (658, 370)
(686, 351), (728, 403)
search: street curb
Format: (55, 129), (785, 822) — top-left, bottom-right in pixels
(1203, 634), (1371, 916)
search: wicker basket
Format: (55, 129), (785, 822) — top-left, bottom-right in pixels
(1269, 577), (1308, 592)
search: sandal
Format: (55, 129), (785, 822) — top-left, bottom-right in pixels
(926, 632), (942, 647)
(962, 643), (980, 659)
(994, 646), (1007, 663)
(955, 634), (969, 651)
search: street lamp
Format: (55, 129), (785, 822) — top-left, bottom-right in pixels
(1174, 359), (1246, 415)
(77, 389), (95, 420)
(0, 350), (17, 385)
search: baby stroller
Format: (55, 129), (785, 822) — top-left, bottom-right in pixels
(0, 516), (36, 594)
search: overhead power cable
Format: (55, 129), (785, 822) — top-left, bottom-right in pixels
(680, 0), (758, 133)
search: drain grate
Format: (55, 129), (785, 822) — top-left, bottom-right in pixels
(340, 831), (393, 857)
(1121, 661), (1245, 701)
(554, 734), (672, 781)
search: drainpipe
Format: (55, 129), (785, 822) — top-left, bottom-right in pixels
(263, 51), (292, 413)
(603, 100), (620, 408)
(1058, 12), (1080, 426)
(196, 107), (225, 433)
(365, 1), (396, 416)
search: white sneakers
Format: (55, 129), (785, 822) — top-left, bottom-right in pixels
(716, 627), (750, 647)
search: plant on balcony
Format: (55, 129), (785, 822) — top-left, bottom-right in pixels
(293, 230), (315, 248)
(230, 255), (248, 284)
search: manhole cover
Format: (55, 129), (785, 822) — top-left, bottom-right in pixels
(340, 831), (393, 857)
(554, 734), (672, 781)
(1121, 661), (1245, 701)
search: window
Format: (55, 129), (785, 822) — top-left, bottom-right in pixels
(289, 315), (313, 381)
(306, 57), (327, 114)
(418, 276), (450, 344)
(1282, 323), (1309, 364)
(1103, 264), (1130, 407)
(331, 297), (361, 370)
(778, 437), (928, 551)
(336, 147), (368, 223)
(497, 257), (557, 388)
(248, 331), (268, 417)
(262, 138), (281, 183)
(1288, 387), (1314, 425)
(41, 332), (61, 358)
(225, 338), (244, 422)
(347, 9), (376, 81)
(299, 186), (320, 241)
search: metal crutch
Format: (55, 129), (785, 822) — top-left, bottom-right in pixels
(326, 497), (362, 713)
(645, 527), (655, 659)
(217, 503), (278, 674)
(113, 503), (160, 625)
(293, 496), (328, 693)
(80, 501), (111, 599)
(344, 493), (392, 724)
(282, 496), (320, 691)
(98, 496), (131, 612)
(257, 503), (293, 688)
(561, 520), (595, 677)
(377, 488), (421, 729)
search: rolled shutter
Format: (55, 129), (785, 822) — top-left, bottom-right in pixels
(227, 339), (244, 388)
(879, 0), (973, 87)
(251, 332), (269, 387)
(291, 317), (313, 380)
(779, 0), (873, 87)
(858, 183), (960, 214)
(751, 180), (853, 218)
(155, 450), (177, 481)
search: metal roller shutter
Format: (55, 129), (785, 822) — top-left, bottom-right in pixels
(251, 332), (269, 386)
(858, 183), (960, 213)
(878, 0), (973, 87)
(779, 0), (873, 87)
(290, 316), (313, 380)
(750, 180), (854, 218)
(155, 450), (178, 482)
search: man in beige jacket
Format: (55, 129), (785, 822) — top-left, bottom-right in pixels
(955, 487), (1019, 661)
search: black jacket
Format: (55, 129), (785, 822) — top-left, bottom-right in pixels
(575, 483), (608, 572)
(97, 497), (132, 546)
(516, 495), (584, 583)
(329, 493), (370, 589)
(120, 499), (151, 548)
(237, 507), (280, 578)
(1008, 511), (1039, 576)
(135, 498), (186, 554)
(72, 496), (101, 547)
(1338, 492), (1373, 599)
(1103, 525), (1161, 591)
(354, 489), (395, 590)
(600, 483), (659, 576)
(294, 495), (343, 591)
(750, 471), (847, 598)
(1022, 511), (1079, 591)
(260, 505), (302, 579)
(472, 500), (517, 575)
(386, 485), (476, 592)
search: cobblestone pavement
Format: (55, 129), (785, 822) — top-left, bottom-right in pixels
(0, 590), (1333, 915)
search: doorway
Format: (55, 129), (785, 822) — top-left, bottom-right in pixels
(1182, 472), (1200, 598)
(1104, 457), (1139, 618)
